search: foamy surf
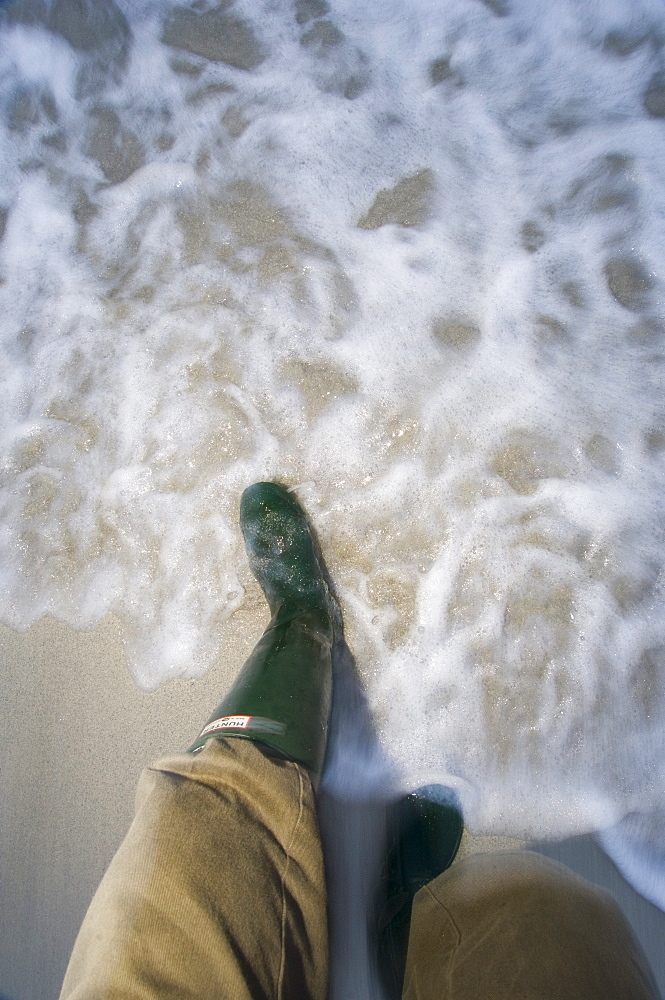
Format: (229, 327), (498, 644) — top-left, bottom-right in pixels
(0, 0), (664, 908)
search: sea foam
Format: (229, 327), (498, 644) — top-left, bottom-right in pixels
(1, 0), (664, 906)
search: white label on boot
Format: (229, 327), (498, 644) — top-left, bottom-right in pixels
(200, 715), (251, 736)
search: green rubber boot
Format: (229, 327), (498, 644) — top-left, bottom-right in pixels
(377, 786), (463, 999)
(188, 482), (336, 784)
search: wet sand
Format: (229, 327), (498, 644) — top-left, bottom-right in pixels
(1, 617), (663, 999)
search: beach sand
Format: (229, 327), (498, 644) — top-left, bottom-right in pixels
(1, 616), (663, 999)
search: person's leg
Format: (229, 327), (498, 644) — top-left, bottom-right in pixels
(61, 483), (336, 999)
(60, 737), (327, 1000)
(402, 850), (660, 1000)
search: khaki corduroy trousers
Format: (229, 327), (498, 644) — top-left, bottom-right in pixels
(60, 737), (660, 1000)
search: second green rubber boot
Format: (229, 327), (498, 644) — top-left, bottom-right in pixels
(377, 786), (464, 999)
(188, 482), (336, 784)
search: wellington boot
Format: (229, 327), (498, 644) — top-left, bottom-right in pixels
(376, 786), (463, 999)
(188, 482), (337, 783)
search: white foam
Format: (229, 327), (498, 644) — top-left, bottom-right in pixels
(1, 0), (664, 906)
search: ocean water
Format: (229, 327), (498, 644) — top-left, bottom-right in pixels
(1, 0), (664, 912)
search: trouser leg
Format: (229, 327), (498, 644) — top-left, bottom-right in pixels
(403, 850), (660, 1000)
(60, 737), (328, 1000)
